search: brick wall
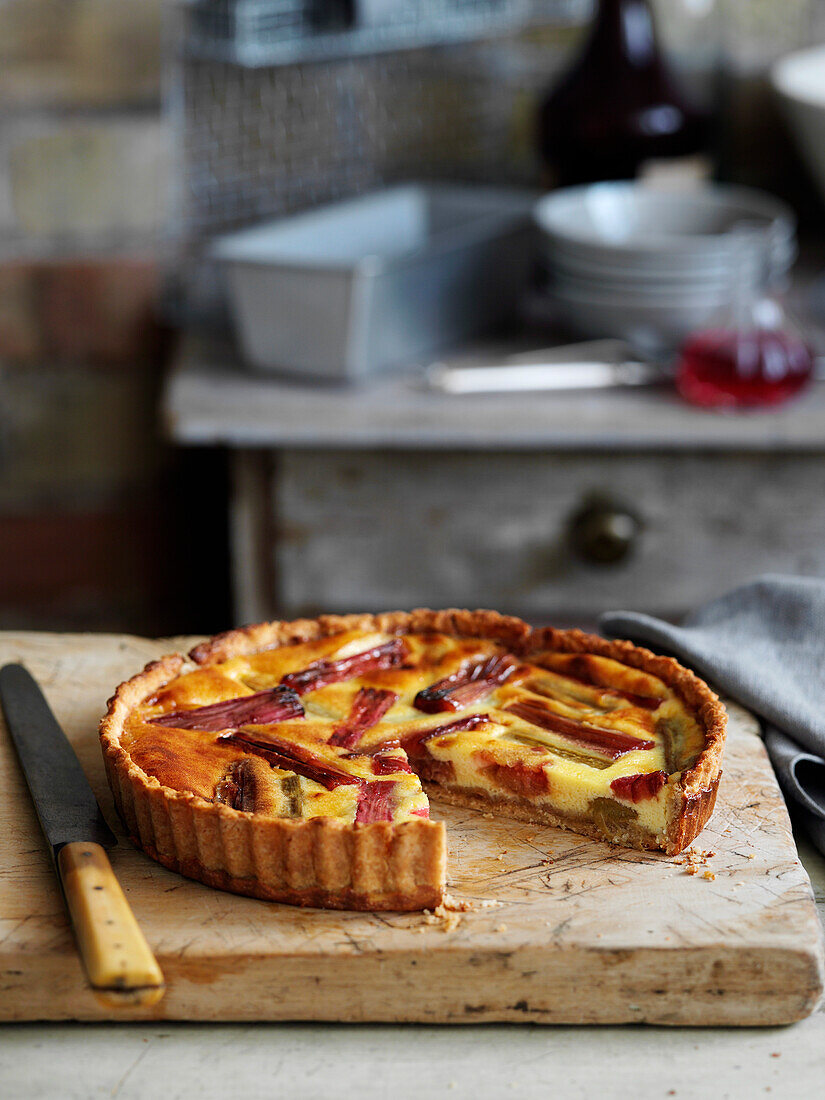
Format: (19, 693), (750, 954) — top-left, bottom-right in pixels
(0, 0), (231, 634)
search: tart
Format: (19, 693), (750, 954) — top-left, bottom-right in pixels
(100, 610), (725, 911)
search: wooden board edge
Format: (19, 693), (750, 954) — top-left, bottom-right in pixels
(3, 941), (822, 1027)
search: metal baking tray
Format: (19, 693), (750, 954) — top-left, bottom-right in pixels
(211, 183), (536, 380)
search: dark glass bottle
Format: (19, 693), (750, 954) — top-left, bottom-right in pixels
(538, 0), (709, 187)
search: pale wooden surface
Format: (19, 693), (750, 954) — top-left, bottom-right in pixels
(0, 631), (822, 1025)
(164, 336), (825, 451)
(4, 1008), (825, 1100)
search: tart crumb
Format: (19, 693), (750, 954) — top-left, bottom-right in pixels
(418, 893), (501, 933)
(702, 870), (716, 881)
(423, 905), (462, 933)
(441, 893), (470, 912)
(676, 847), (716, 875)
(444, 894), (500, 911)
(494, 923), (508, 933)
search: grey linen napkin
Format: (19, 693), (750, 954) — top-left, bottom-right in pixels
(600, 574), (825, 855)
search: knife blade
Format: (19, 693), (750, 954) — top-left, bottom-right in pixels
(0, 663), (165, 1008)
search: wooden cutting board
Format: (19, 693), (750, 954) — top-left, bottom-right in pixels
(0, 632), (822, 1025)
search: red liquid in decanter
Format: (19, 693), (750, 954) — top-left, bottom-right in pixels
(676, 327), (813, 409)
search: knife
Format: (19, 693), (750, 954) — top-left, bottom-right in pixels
(425, 357), (661, 394)
(0, 663), (165, 1008)
(424, 340), (825, 395)
(422, 339), (663, 395)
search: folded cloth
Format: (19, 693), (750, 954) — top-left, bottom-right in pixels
(601, 574), (825, 856)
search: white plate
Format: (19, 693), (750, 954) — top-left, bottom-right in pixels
(549, 285), (721, 354)
(534, 182), (795, 259)
(541, 234), (795, 281)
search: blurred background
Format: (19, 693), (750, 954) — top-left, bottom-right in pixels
(2, 0), (825, 638)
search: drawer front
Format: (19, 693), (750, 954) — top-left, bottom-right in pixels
(238, 450), (825, 622)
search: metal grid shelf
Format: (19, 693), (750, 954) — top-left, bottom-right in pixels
(164, 0), (589, 321)
(179, 0), (581, 67)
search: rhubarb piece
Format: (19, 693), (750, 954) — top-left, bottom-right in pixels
(280, 639), (406, 695)
(354, 781), (396, 823)
(214, 759), (260, 812)
(529, 675), (661, 714)
(610, 771), (668, 802)
(414, 654), (516, 713)
(506, 698), (654, 760)
(525, 677), (595, 713)
(545, 655), (664, 711)
(611, 690), (663, 712)
(280, 774), (303, 817)
(220, 731), (360, 790)
(507, 732), (612, 770)
(398, 713), (491, 758)
(478, 755), (550, 798)
(151, 687), (304, 732)
(369, 745), (413, 775)
(410, 807), (430, 819)
(656, 716), (686, 774)
(590, 796), (638, 834)
(328, 687), (398, 749)
(414, 756), (456, 786)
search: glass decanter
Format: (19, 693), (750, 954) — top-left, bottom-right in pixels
(676, 232), (814, 409)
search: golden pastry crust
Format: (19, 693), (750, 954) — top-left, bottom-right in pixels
(100, 609), (726, 910)
(101, 650), (445, 911)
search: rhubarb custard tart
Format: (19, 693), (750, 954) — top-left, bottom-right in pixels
(100, 610), (726, 910)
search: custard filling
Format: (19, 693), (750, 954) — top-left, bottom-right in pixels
(124, 630), (704, 838)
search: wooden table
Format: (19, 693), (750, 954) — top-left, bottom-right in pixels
(0, 631), (824, 1097)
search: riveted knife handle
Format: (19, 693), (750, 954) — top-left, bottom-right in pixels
(57, 842), (165, 1008)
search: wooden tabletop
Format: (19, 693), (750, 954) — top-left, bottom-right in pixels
(164, 335), (825, 452)
(0, 631), (823, 1096)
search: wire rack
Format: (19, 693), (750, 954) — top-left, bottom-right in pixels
(164, 1), (590, 321)
(186, 0), (318, 55)
(181, 0), (537, 66)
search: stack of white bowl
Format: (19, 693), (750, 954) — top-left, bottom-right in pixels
(534, 183), (797, 357)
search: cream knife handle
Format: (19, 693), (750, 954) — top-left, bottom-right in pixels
(57, 842), (165, 1008)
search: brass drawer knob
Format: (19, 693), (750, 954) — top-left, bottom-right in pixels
(568, 497), (641, 566)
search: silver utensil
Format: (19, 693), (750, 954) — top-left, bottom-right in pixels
(424, 340), (662, 394)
